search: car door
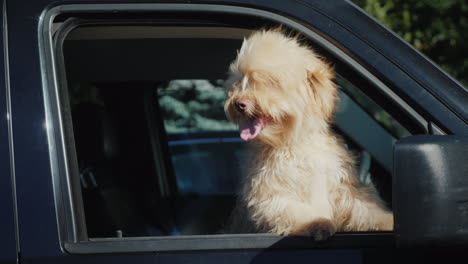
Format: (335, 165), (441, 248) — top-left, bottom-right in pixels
(10, 0), (467, 263)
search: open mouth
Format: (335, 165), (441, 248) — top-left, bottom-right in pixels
(239, 117), (265, 141)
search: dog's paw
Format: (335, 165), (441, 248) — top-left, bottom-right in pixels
(293, 218), (337, 241)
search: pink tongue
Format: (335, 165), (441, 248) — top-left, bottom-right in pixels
(240, 118), (264, 141)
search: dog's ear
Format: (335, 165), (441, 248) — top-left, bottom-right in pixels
(307, 65), (338, 122)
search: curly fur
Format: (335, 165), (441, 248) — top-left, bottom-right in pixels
(224, 28), (393, 240)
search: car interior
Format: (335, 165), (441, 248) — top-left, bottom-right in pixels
(55, 17), (415, 239)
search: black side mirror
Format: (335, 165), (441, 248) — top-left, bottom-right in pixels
(393, 135), (468, 247)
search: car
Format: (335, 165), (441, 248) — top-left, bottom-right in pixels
(1, 0), (467, 263)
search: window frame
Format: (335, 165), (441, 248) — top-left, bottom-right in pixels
(40, 3), (428, 254)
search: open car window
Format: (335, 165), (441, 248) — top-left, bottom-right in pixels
(42, 4), (427, 253)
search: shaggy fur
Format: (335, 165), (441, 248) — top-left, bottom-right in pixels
(224, 29), (393, 240)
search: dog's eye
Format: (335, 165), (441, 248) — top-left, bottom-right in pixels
(232, 80), (241, 89)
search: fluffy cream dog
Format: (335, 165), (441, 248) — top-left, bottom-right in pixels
(224, 29), (393, 240)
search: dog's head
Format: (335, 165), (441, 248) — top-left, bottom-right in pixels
(225, 29), (338, 147)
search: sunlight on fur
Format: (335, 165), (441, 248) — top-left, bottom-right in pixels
(224, 28), (393, 240)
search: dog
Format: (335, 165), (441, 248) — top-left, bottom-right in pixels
(224, 29), (393, 240)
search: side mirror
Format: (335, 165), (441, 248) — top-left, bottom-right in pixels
(393, 135), (468, 247)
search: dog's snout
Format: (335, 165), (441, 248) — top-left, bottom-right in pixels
(235, 101), (248, 113)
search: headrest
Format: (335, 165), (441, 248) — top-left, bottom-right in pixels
(72, 102), (120, 165)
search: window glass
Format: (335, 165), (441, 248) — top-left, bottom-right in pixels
(156, 80), (244, 195)
(336, 77), (411, 139)
(157, 80), (236, 133)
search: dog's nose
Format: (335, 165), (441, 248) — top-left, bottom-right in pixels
(235, 101), (248, 113)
